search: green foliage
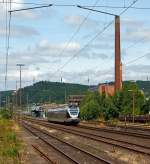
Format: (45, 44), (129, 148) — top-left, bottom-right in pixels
(17, 81), (88, 105)
(141, 98), (150, 114)
(114, 82), (145, 116)
(80, 100), (100, 120)
(80, 92), (100, 120)
(0, 80), (150, 106)
(0, 109), (12, 119)
(2, 146), (18, 157)
(0, 119), (21, 163)
(6, 132), (17, 143)
(80, 82), (146, 121)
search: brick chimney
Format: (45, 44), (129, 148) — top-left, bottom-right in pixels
(115, 16), (122, 91)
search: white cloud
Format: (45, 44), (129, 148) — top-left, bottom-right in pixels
(122, 18), (144, 28)
(126, 28), (150, 42)
(0, 0), (37, 20)
(122, 18), (150, 42)
(64, 15), (98, 28)
(37, 39), (81, 57)
(0, 24), (39, 37)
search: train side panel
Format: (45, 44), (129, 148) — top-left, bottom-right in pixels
(47, 109), (67, 123)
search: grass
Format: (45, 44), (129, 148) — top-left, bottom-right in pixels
(0, 117), (22, 164)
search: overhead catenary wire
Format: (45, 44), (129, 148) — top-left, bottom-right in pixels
(2, 1), (143, 87)
(0, 1), (49, 5)
(4, 3), (53, 90)
(52, 21), (114, 75)
(125, 53), (150, 66)
(54, 0), (101, 71)
(1, 1), (150, 10)
(119, 0), (139, 15)
(51, 0), (139, 79)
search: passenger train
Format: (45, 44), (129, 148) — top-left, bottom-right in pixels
(47, 105), (80, 125)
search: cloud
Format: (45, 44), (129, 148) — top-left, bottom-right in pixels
(0, 24), (39, 38)
(126, 64), (150, 74)
(35, 39), (81, 58)
(79, 50), (109, 59)
(122, 18), (150, 42)
(89, 43), (113, 50)
(0, 0), (35, 19)
(64, 15), (98, 28)
(124, 27), (150, 42)
(122, 18), (144, 29)
(37, 67), (115, 85)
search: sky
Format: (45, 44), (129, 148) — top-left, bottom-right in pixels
(0, 0), (150, 90)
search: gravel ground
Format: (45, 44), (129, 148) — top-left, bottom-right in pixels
(16, 126), (48, 164)
(34, 122), (150, 164)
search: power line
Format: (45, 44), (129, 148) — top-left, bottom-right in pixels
(125, 52), (150, 66)
(51, 0), (139, 78)
(54, 0), (101, 70)
(120, 0), (139, 15)
(80, 6), (150, 10)
(0, 1), (49, 5)
(4, 3), (53, 90)
(1, 2), (149, 10)
(96, 49), (150, 81)
(54, 21), (113, 73)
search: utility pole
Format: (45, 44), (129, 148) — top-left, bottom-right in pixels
(88, 76), (90, 90)
(128, 90), (135, 123)
(0, 93), (1, 108)
(132, 92), (135, 123)
(61, 77), (67, 104)
(26, 94), (29, 111)
(16, 81), (18, 106)
(16, 64), (25, 108)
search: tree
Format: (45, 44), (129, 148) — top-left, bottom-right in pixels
(113, 82), (144, 116)
(80, 82), (145, 121)
(141, 98), (150, 114)
(80, 99), (100, 120)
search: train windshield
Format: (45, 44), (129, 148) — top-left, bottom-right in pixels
(68, 106), (79, 117)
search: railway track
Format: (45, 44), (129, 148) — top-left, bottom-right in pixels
(32, 144), (56, 164)
(78, 124), (150, 139)
(23, 117), (150, 156)
(22, 121), (115, 164)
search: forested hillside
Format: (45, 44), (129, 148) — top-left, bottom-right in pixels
(0, 80), (150, 106)
(20, 81), (88, 104)
(136, 80), (150, 96)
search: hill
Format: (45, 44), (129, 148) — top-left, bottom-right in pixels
(0, 80), (150, 106)
(20, 81), (88, 104)
(136, 80), (150, 96)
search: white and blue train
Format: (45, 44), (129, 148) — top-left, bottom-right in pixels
(47, 105), (80, 125)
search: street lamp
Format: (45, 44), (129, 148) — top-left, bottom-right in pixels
(128, 90), (135, 123)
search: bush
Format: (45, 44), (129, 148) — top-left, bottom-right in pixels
(0, 109), (12, 119)
(80, 99), (100, 120)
